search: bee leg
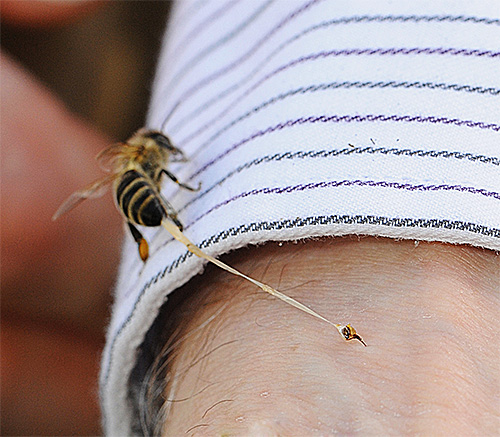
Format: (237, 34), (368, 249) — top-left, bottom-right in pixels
(161, 169), (201, 192)
(157, 194), (185, 231)
(170, 216), (184, 231)
(128, 223), (149, 262)
(165, 211), (184, 232)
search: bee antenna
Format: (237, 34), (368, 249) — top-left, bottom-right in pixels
(160, 100), (182, 133)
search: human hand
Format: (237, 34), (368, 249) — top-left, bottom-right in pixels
(1, 3), (122, 435)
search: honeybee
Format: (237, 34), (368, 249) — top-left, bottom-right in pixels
(53, 129), (199, 262)
(53, 130), (367, 346)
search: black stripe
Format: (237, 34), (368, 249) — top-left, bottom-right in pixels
(116, 170), (138, 198)
(187, 110), (498, 182)
(116, 171), (148, 220)
(178, 145), (499, 214)
(136, 194), (164, 227)
(131, 188), (152, 224)
(163, 0), (273, 95)
(179, 79), (500, 146)
(164, 12), (499, 133)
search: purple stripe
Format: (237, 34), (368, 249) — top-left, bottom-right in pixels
(177, 146), (500, 214)
(190, 114), (500, 179)
(160, 0), (322, 114)
(186, 180), (500, 229)
(168, 44), (499, 134)
(180, 77), (499, 146)
(161, 0), (274, 100)
(167, 9), (500, 134)
(168, 0), (241, 62)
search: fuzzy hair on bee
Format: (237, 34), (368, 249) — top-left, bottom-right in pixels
(52, 128), (200, 262)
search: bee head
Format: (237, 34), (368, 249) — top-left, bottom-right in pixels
(145, 131), (175, 150)
(140, 130), (187, 162)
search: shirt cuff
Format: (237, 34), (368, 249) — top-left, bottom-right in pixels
(101, 1), (500, 434)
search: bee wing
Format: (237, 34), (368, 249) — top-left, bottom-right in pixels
(96, 142), (136, 172)
(52, 173), (118, 220)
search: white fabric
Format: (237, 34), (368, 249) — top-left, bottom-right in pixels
(100, 1), (500, 434)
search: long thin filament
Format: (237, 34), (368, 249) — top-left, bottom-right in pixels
(162, 220), (365, 345)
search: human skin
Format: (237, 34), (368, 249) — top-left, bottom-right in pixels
(159, 237), (499, 435)
(1, 53), (121, 435)
(1, 54), (121, 331)
(2, 4), (117, 430)
(0, 0), (103, 28)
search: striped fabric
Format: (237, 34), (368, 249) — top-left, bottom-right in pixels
(101, 1), (500, 434)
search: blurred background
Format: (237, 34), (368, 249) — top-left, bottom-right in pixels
(1, 2), (171, 434)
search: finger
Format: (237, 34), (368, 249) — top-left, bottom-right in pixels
(0, 0), (105, 28)
(1, 52), (122, 334)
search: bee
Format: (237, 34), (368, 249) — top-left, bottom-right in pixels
(53, 127), (367, 346)
(53, 128), (199, 262)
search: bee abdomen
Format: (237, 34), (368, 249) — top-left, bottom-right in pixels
(116, 170), (164, 227)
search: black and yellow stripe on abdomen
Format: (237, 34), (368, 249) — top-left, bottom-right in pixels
(116, 170), (164, 227)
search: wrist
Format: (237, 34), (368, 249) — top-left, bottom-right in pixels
(157, 237), (499, 434)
